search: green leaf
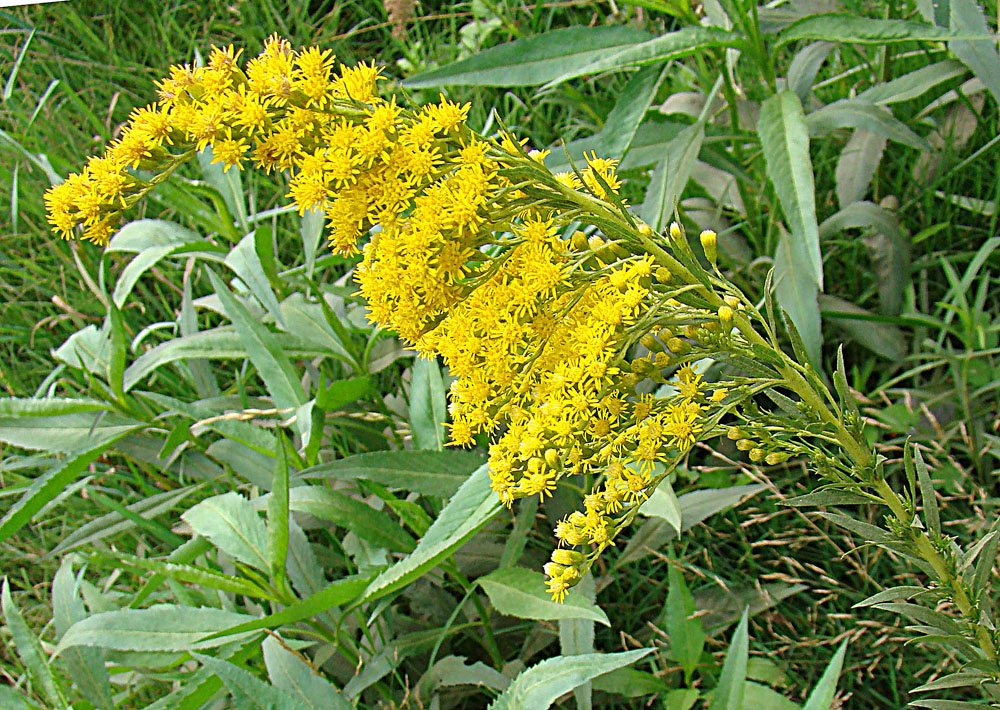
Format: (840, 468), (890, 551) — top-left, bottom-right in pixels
(181, 491), (269, 571)
(666, 565), (705, 683)
(853, 586), (928, 608)
(948, 0), (1000, 106)
(124, 327), (325, 391)
(363, 463), (500, 602)
(112, 553), (271, 599)
(819, 295), (907, 361)
(637, 477), (682, 531)
(913, 446), (941, 538)
(54, 605), (260, 655)
(488, 649), (653, 710)
(819, 201), (909, 316)
(0, 410), (143, 453)
(639, 122), (705, 232)
(0, 397), (108, 417)
(774, 226), (822, 366)
(315, 376), (369, 410)
(192, 653), (309, 710)
(559, 573), (596, 710)
(707, 609), (748, 710)
(107, 218), (202, 253)
(299, 450), (483, 498)
(806, 99), (928, 150)
(207, 268), (306, 412)
(198, 145), (249, 233)
(281, 486), (416, 553)
(802, 640), (848, 710)
(857, 59), (967, 105)
(52, 560), (114, 710)
(262, 637), (354, 710)
(787, 41), (836, 103)
(277, 294), (353, 365)
(225, 231), (286, 328)
(545, 64), (665, 174)
(199, 573), (372, 642)
(409, 357), (447, 450)
(2, 579), (67, 708)
(775, 13), (992, 47)
(480, 567), (609, 626)
(759, 91), (822, 287)
(545, 26), (743, 86)
(404, 26), (653, 87)
(0, 436), (137, 544)
(300, 208), (324, 280)
(268, 434), (291, 588)
(0, 687), (35, 709)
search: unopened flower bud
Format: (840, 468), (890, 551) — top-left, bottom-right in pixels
(654, 266), (672, 283)
(669, 222), (683, 241)
(737, 438), (755, 451)
(727, 426), (747, 440)
(551, 548), (586, 566)
(587, 235), (605, 252)
(640, 333), (663, 352)
(700, 229), (717, 265)
(653, 351), (671, 368)
(749, 448), (764, 462)
(657, 327), (674, 341)
(666, 337), (689, 355)
(571, 230), (589, 251)
(544, 448), (561, 468)
(718, 305), (734, 323)
(765, 452), (790, 465)
(638, 222), (654, 238)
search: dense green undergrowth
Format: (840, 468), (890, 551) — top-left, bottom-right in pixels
(1, 0), (1000, 708)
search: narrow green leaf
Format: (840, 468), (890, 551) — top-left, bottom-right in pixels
(773, 227), (822, 366)
(2, 579), (67, 707)
(192, 653), (309, 710)
(488, 649), (653, 710)
(666, 565), (705, 683)
(759, 91), (822, 287)
(315, 376), (369, 410)
(639, 122), (705, 232)
(480, 567), (609, 626)
(806, 99), (928, 150)
(802, 640), (848, 710)
(207, 268), (306, 411)
(199, 573), (373, 642)
(0, 410), (142, 453)
(559, 572), (596, 710)
(775, 14), (991, 47)
(225, 231), (285, 327)
(198, 145), (249, 233)
(262, 636), (353, 710)
(280, 486), (415, 553)
(298, 450), (483, 498)
(0, 435), (137, 544)
(819, 295), (907, 360)
(949, 0), (1000, 106)
(112, 553), (271, 599)
(53, 560), (114, 710)
(913, 447), (941, 537)
(707, 609), (748, 710)
(404, 26), (653, 87)
(853, 585), (927, 608)
(181, 491), (269, 571)
(300, 208), (324, 280)
(545, 26), (743, 86)
(410, 357), (447, 450)
(787, 41), (835, 103)
(55, 605), (260, 655)
(858, 59), (967, 105)
(268, 434), (291, 588)
(363, 463), (500, 602)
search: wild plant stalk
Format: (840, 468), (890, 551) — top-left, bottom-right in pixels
(43, 36), (1000, 696)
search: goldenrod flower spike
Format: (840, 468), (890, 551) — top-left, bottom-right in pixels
(48, 38), (777, 603)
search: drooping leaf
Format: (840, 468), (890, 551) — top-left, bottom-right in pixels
(480, 567), (609, 626)
(806, 99), (927, 150)
(775, 14), (991, 47)
(559, 573), (597, 710)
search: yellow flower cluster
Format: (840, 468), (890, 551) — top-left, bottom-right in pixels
(45, 38), (758, 603)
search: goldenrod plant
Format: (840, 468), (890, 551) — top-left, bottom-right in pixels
(32, 35), (1000, 707)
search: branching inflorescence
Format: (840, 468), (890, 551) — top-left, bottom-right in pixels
(42, 39), (1000, 686)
